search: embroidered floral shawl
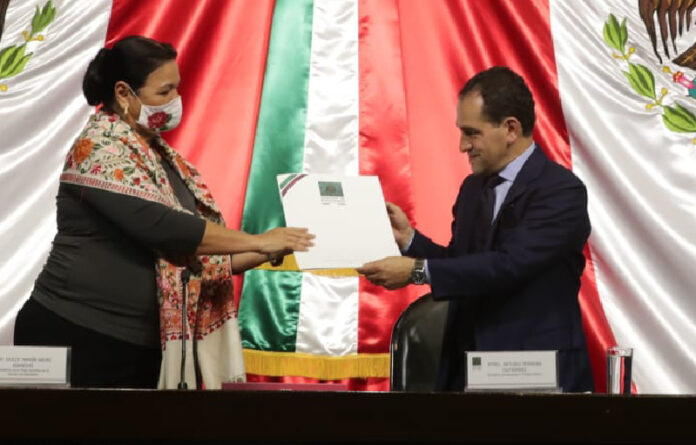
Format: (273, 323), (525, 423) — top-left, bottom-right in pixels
(60, 111), (245, 388)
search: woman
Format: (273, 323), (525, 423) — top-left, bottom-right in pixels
(13, 36), (313, 389)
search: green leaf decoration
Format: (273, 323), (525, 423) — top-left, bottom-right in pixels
(31, 5), (41, 36)
(7, 54), (33, 78)
(662, 102), (696, 132)
(623, 63), (656, 99)
(7, 44), (26, 75)
(45, 3), (56, 28)
(12, 44), (26, 64)
(619, 18), (628, 49)
(0, 44), (33, 79)
(0, 1), (56, 86)
(0, 45), (17, 74)
(42, 1), (56, 29)
(0, 45), (17, 75)
(603, 14), (625, 53)
(30, 1), (56, 35)
(0, 45), (24, 78)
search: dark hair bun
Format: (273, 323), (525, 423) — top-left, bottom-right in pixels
(81, 36), (178, 108)
(82, 48), (111, 106)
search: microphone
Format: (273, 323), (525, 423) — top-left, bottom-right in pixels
(178, 269), (191, 390)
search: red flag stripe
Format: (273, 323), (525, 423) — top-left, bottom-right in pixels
(357, 0), (422, 356)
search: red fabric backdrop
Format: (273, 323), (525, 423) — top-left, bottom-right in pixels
(105, 0), (616, 391)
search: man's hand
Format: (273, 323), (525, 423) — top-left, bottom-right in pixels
(386, 203), (414, 251)
(357, 256), (415, 290)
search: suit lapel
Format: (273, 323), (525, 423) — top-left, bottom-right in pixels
(454, 176), (485, 254)
(486, 145), (548, 248)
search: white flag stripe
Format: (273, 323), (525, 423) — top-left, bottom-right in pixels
(0, 0), (112, 344)
(302, 0), (359, 176)
(551, 0), (696, 393)
(295, 0), (360, 356)
(295, 273), (359, 355)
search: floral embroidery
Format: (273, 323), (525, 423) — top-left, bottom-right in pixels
(73, 138), (93, 165)
(134, 133), (151, 156)
(59, 111), (236, 350)
(175, 156), (191, 178)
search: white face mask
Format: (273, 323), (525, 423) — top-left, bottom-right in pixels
(128, 85), (182, 132)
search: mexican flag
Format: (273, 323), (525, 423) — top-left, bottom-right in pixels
(1, 0), (694, 393)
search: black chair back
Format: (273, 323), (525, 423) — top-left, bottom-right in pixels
(390, 293), (449, 391)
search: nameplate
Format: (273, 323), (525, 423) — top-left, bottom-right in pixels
(0, 346), (70, 387)
(465, 350), (559, 392)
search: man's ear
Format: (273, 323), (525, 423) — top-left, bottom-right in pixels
(503, 116), (522, 145)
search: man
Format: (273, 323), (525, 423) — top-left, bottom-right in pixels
(358, 66), (594, 392)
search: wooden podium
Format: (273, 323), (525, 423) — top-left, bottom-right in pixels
(0, 387), (693, 443)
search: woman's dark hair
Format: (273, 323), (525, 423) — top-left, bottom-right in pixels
(82, 36), (177, 108)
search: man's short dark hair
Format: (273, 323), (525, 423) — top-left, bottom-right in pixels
(458, 66), (535, 137)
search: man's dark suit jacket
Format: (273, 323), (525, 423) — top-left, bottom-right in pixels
(406, 146), (594, 392)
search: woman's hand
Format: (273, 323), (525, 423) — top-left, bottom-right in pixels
(196, 222), (313, 256)
(256, 227), (314, 254)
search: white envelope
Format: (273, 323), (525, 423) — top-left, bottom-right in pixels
(277, 174), (400, 269)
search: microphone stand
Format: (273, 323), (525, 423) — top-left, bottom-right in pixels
(178, 269), (191, 390)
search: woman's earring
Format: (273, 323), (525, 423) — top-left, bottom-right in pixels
(123, 103), (129, 115)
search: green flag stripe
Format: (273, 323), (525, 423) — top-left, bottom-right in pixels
(240, 270), (303, 351)
(238, 0), (314, 351)
(240, 0), (313, 235)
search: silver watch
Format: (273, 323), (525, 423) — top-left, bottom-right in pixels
(410, 258), (426, 285)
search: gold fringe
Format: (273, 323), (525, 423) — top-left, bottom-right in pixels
(243, 349), (390, 379)
(256, 254), (359, 277)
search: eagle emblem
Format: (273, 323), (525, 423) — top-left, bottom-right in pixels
(639, 0), (696, 67)
(604, 1), (696, 142)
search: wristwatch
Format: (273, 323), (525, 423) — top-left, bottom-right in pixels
(267, 253), (283, 267)
(410, 258), (426, 285)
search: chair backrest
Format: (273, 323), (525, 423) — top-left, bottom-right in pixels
(390, 293), (449, 391)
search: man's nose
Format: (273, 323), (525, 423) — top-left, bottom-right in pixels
(459, 137), (472, 153)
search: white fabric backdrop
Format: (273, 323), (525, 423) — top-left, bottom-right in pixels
(551, 0), (696, 393)
(0, 0), (111, 344)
